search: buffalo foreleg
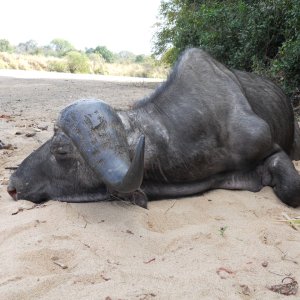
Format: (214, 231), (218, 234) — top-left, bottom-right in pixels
(142, 169), (263, 200)
(143, 151), (300, 208)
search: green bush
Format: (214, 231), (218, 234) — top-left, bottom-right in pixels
(271, 37), (300, 99)
(154, 0), (300, 101)
(66, 51), (90, 73)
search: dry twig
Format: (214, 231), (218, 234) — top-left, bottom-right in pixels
(267, 277), (298, 296)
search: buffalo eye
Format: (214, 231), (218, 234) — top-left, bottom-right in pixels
(50, 132), (75, 159)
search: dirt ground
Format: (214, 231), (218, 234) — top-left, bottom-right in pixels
(0, 73), (299, 299)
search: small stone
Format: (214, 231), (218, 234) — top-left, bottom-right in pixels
(51, 256), (59, 261)
(2, 144), (14, 150)
(51, 257), (68, 269)
(37, 125), (48, 131)
(25, 132), (36, 137)
(240, 284), (251, 296)
(262, 261), (268, 268)
(15, 131), (22, 135)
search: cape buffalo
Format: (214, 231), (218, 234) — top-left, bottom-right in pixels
(7, 49), (300, 208)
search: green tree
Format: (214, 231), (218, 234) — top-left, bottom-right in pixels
(0, 39), (13, 52)
(135, 54), (146, 63)
(117, 51), (136, 63)
(154, 0), (300, 102)
(16, 40), (38, 54)
(93, 46), (115, 63)
(50, 38), (75, 56)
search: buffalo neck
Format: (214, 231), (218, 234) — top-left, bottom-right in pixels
(117, 105), (169, 163)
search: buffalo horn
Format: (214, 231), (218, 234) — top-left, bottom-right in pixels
(57, 100), (145, 193)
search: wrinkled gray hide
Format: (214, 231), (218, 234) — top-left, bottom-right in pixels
(8, 49), (300, 208)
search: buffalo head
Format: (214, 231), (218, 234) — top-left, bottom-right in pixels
(7, 100), (145, 204)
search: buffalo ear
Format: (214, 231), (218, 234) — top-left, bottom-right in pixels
(57, 99), (144, 193)
(130, 189), (148, 209)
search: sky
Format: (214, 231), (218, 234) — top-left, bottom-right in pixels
(0, 0), (162, 55)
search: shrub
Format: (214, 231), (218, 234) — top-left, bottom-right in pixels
(154, 0), (300, 101)
(0, 52), (11, 63)
(27, 57), (48, 71)
(48, 60), (69, 72)
(18, 58), (31, 70)
(66, 51), (90, 73)
(88, 53), (107, 74)
(0, 55), (8, 68)
(271, 37), (300, 104)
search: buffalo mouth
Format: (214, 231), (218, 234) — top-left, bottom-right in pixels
(7, 181), (109, 203)
(7, 185), (147, 208)
(54, 189), (109, 203)
(7, 186), (17, 200)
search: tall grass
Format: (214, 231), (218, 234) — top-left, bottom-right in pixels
(0, 52), (168, 79)
(106, 62), (168, 78)
(0, 52), (51, 70)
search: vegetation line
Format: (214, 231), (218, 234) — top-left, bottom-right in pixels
(0, 39), (169, 79)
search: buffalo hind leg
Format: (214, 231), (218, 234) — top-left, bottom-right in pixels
(261, 150), (300, 208)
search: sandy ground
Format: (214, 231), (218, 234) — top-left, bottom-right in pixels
(0, 71), (299, 300)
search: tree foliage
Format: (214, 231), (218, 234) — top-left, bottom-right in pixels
(0, 39), (13, 52)
(95, 46), (115, 63)
(50, 38), (75, 56)
(154, 0), (300, 101)
(15, 40), (38, 54)
(117, 51), (136, 63)
(86, 46), (115, 63)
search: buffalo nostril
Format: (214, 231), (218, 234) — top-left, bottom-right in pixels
(7, 186), (18, 200)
